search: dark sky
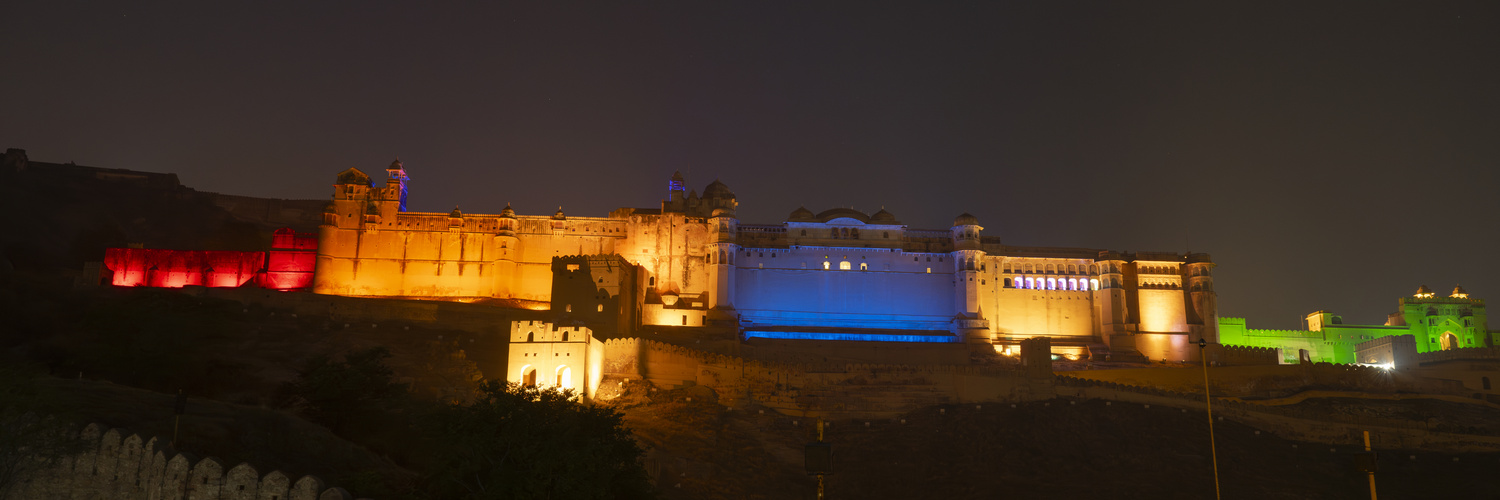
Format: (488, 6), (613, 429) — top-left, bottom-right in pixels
(5, 1), (1498, 329)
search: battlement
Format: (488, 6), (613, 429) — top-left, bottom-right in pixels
(11, 424), (356, 500)
(511, 320), (591, 343)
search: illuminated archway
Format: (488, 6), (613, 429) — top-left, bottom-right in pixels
(520, 365), (537, 387)
(1442, 332), (1460, 350)
(555, 365), (573, 389)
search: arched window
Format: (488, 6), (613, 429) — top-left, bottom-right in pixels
(801, 229), (807, 236)
(526, 332), (534, 342)
(1047, 278), (1056, 290)
(1090, 279), (1100, 291)
(859, 262), (868, 271)
(1068, 278), (1078, 290)
(597, 304), (604, 312)
(565, 304), (572, 313)
(1484, 377), (1492, 390)
(1025, 277), (1034, 289)
(1004, 278), (1012, 288)
(562, 331), (569, 341)
(840, 261), (851, 270)
(851, 229), (860, 239)
(522, 366), (537, 387)
(649, 276), (656, 287)
(823, 261), (830, 270)
(555, 365), (572, 389)
(883, 231), (889, 238)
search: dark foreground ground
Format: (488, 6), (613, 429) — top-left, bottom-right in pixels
(8, 286), (1500, 499)
(622, 386), (1500, 500)
(23, 355), (1500, 499)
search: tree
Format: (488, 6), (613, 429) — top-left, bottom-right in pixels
(282, 347), (411, 434)
(418, 381), (653, 500)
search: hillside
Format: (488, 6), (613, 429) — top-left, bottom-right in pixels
(620, 387), (1500, 499)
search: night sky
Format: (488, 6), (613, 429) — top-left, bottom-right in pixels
(5, 2), (1497, 329)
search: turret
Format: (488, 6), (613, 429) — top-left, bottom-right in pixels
(1185, 254), (1218, 344)
(667, 171), (686, 207)
(709, 207), (738, 309)
(385, 159), (410, 212)
(493, 203), (520, 297)
(951, 213), (982, 251)
(1093, 255), (1129, 337)
(950, 213), (987, 343)
(328, 168), (374, 229)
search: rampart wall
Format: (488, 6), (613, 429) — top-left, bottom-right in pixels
(1053, 376), (1500, 452)
(602, 338), (1053, 417)
(1417, 347), (1500, 365)
(9, 424), (360, 500)
(1208, 344), (1281, 366)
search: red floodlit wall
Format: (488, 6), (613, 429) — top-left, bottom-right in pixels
(258, 228), (318, 290)
(103, 228), (319, 291)
(103, 248), (264, 288)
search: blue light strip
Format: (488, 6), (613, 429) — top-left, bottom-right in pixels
(743, 330), (960, 343)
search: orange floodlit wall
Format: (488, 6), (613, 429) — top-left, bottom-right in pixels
(103, 228), (318, 291)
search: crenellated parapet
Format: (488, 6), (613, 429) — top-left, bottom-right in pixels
(10, 424), (356, 500)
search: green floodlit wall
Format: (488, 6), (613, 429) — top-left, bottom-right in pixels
(1218, 318), (1359, 364)
(1219, 295), (1496, 365)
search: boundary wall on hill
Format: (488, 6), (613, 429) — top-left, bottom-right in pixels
(1417, 347), (1500, 365)
(602, 338), (1054, 417)
(9, 424), (362, 500)
(1053, 375), (1500, 452)
(1206, 344), (1281, 366)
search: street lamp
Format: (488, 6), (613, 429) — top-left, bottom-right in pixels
(1198, 338), (1222, 500)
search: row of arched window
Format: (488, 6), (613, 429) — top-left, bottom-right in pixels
(1003, 263), (1100, 275)
(1008, 276), (1100, 291)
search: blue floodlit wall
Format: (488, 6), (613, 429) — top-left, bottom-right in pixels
(734, 247), (956, 332)
(742, 330), (960, 343)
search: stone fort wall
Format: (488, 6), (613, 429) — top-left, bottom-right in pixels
(602, 338), (1056, 417)
(10, 424), (359, 500)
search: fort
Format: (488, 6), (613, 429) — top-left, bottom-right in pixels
(313, 163), (1218, 365)
(8, 150), (1500, 498)
(66, 156), (1496, 406)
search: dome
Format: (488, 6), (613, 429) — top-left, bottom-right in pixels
(387, 159), (404, 171)
(1451, 285), (1469, 299)
(553, 206), (566, 220)
(500, 202), (516, 218)
(1415, 285), (1433, 298)
(953, 213), (980, 227)
(449, 206), (462, 218)
(703, 179), (735, 199)
(789, 206), (816, 221)
(871, 208), (898, 223)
